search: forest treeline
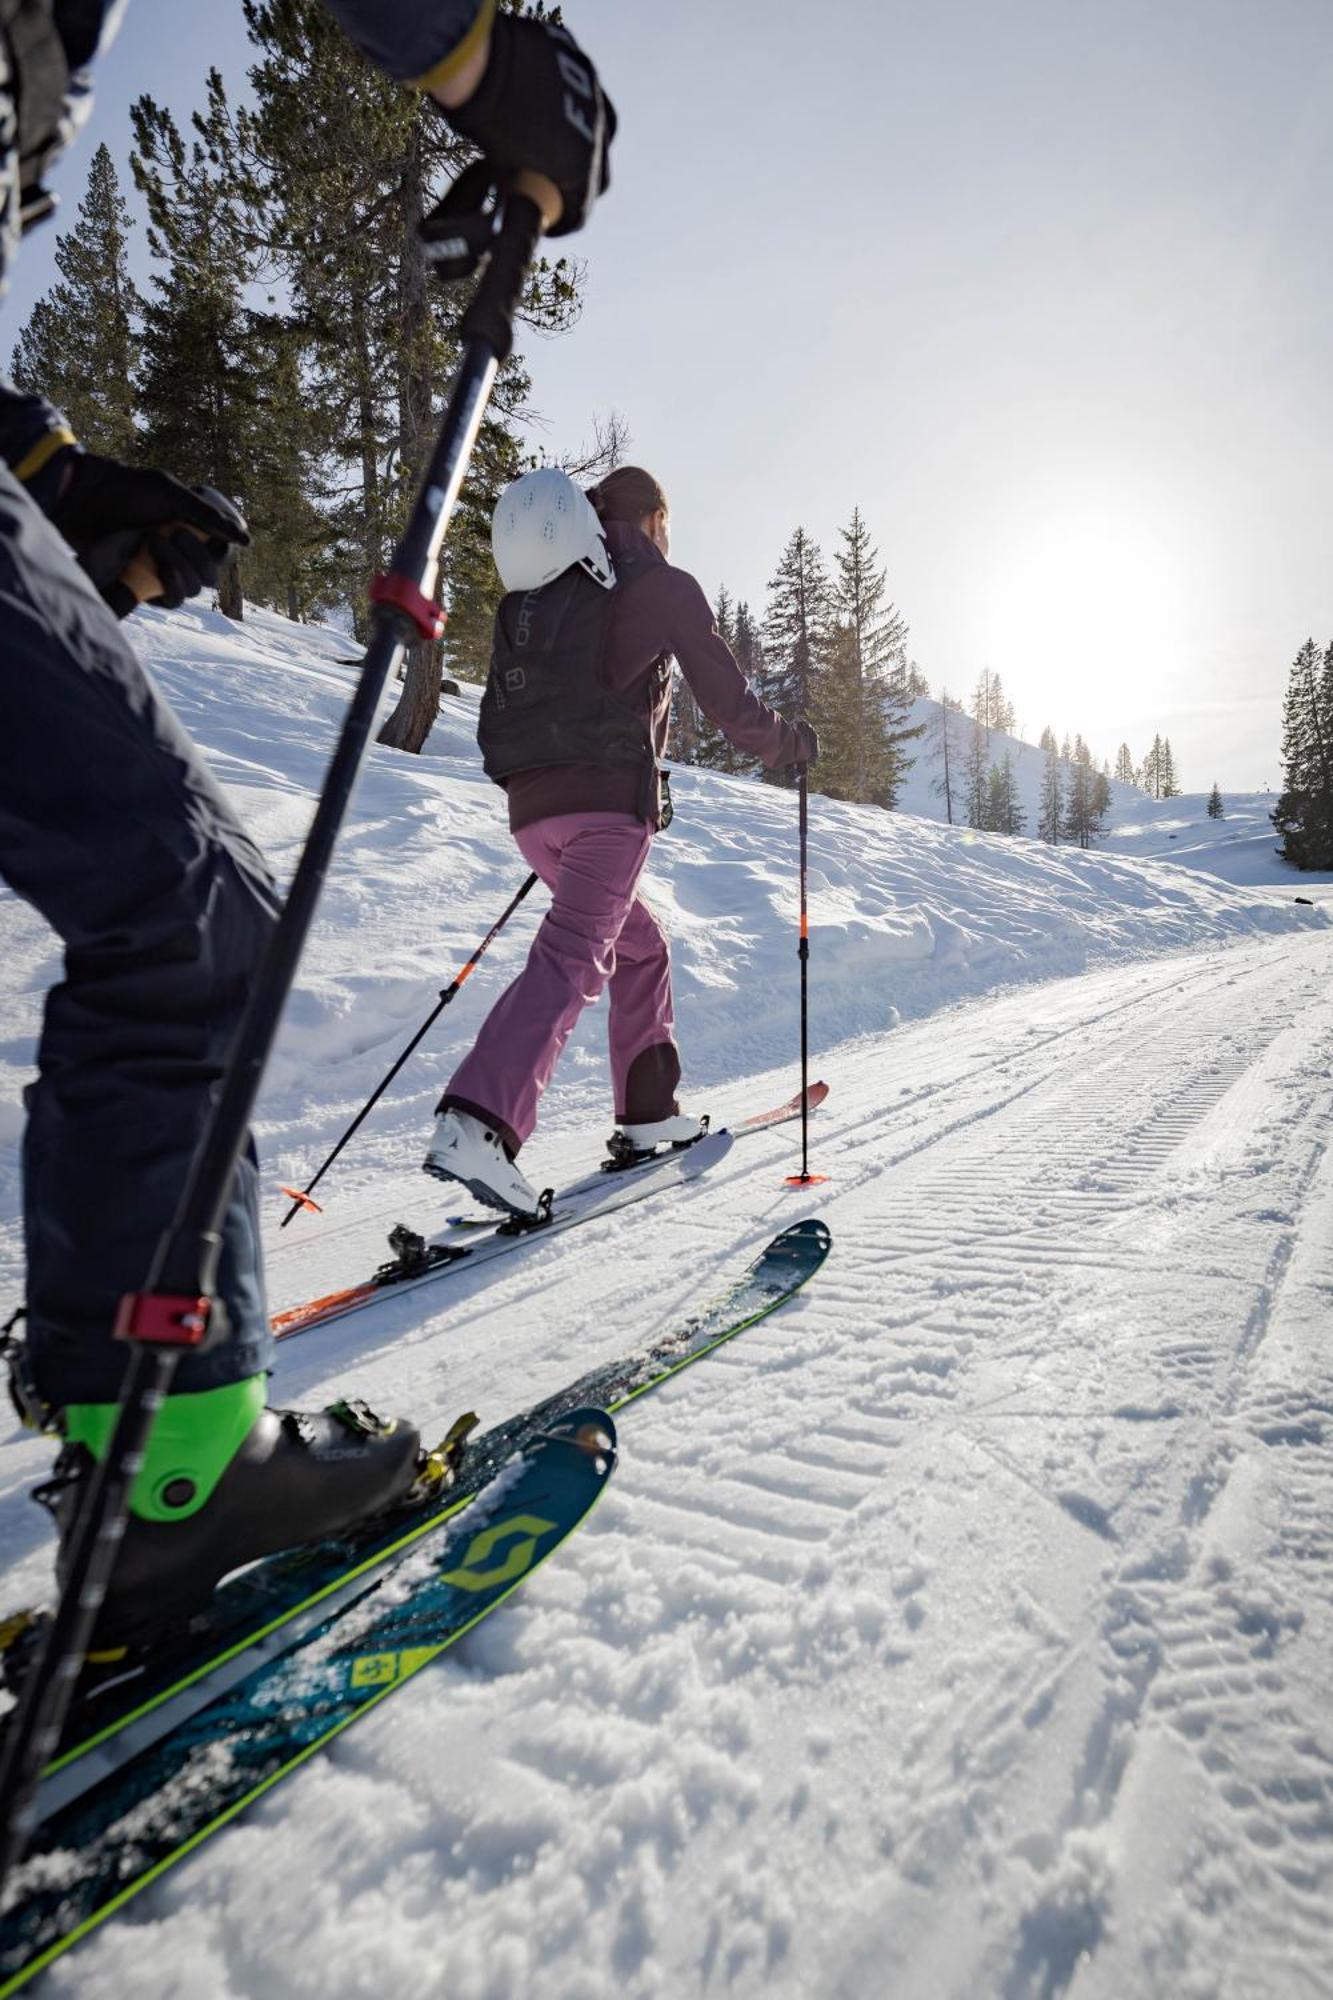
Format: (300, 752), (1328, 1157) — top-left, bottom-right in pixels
(9, 0), (587, 750)
(9, 2), (1188, 809)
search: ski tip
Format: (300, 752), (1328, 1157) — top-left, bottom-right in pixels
(767, 1217), (833, 1263)
(534, 1405), (619, 1474)
(682, 1128), (735, 1168)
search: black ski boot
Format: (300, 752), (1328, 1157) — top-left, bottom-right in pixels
(42, 1398), (423, 1652)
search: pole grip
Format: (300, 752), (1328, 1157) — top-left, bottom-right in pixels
(459, 192), (544, 361)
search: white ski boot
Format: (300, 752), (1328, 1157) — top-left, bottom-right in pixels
(605, 1111), (707, 1172)
(423, 1109), (544, 1220)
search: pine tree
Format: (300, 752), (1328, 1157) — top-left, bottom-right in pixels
(930, 687), (963, 824)
(964, 717), (989, 829)
(763, 527), (832, 784)
(972, 669), (994, 748)
(190, 0), (580, 741)
(1037, 730), (1062, 843)
(815, 621), (864, 800)
(1142, 733), (1164, 799)
(1091, 765), (1112, 831)
(1114, 742), (1136, 786)
(1160, 737), (1181, 797)
(1061, 740), (1108, 849)
(1207, 782), (1225, 819)
(722, 599), (765, 776)
(971, 667), (1014, 744)
(831, 506), (919, 808)
(236, 311), (332, 618)
(131, 103), (264, 618)
(9, 144), (141, 456)
(1272, 638), (1333, 869)
(987, 754), (1025, 836)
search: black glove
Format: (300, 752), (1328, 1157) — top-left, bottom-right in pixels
(792, 720), (820, 768)
(54, 453), (250, 618)
(443, 15), (616, 238)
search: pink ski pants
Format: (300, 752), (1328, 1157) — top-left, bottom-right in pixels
(442, 812), (680, 1153)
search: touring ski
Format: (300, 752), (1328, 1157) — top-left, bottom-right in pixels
(272, 1082), (828, 1342)
(0, 1408), (617, 1994)
(1, 1220), (831, 1864)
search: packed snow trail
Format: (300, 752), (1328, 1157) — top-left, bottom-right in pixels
(6, 927), (1327, 2000)
(1, 609), (1330, 1997)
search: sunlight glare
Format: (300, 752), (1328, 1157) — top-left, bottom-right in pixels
(976, 499), (1194, 740)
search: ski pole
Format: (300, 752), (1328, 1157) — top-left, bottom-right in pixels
(0, 176), (555, 1896)
(279, 871), (539, 1226)
(785, 765), (827, 1189)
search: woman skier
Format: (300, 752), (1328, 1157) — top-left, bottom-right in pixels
(425, 465), (817, 1216)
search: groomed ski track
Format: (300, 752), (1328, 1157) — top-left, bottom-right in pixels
(12, 926), (1330, 2000)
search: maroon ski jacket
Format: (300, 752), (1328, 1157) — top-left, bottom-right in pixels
(504, 522), (800, 831)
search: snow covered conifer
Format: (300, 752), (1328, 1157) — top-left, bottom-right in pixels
(1037, 729), (1063, 843)
(1272, 638), (1333, 868)
(1115, 742), (1136, 786)
(972, 668), (1013, 745)
(763, 527), (833, 783)
(987, 754), (1025, 836)
(965, 718), (989, 829)
(1142, 734), (1164, 799)
(131, 103), (260, 618)
(10, 144), (141, 457)
(930, 688), (964, 825)
(1161, 738), (1181, 797)
(831, 508), (919, 808)
(1091, 765), (1112, 833)
(1061, 740), (1106, 849)
(1207, 782), (1225, 819)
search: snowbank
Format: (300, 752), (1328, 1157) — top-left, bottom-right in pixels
(0, 602), (1322, 1224)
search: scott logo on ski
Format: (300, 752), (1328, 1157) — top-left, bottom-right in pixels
(439, 1514), (559, 1592)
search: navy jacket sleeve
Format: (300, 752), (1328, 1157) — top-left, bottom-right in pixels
(321, 0), (495, 89)
(0, 379), (76, 514)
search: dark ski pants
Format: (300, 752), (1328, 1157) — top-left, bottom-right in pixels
(0, 465), (279, 1406)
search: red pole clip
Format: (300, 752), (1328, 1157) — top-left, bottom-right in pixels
(279, 1185), (323, 1216)
(113, 1292), (213, 1347)
(370, 573), (446, 642)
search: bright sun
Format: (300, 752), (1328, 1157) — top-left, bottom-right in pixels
(975, 499), (1194, 742)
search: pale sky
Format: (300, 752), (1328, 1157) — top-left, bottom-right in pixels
(8, 0), (1333, 789)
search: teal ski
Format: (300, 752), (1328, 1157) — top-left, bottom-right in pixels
(0, 1408), (617, 1994)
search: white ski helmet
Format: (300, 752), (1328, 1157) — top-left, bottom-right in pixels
(491, 467), (615, 595)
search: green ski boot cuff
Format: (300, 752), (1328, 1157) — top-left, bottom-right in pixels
(64, 1375), (268, 1523)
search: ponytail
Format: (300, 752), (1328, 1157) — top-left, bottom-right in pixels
(586, 465), (668, 527)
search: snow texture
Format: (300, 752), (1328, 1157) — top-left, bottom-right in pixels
(1, 604), (1331, 1999)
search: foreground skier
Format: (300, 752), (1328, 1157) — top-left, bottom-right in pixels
(0, 2), (614, 1644)
(425, 465), (817, 1218)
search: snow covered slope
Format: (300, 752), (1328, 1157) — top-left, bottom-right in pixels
(1106, 788), (1333, 893)
(890, 693), (1333, 907)
(2, 606), (1331, 2000)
